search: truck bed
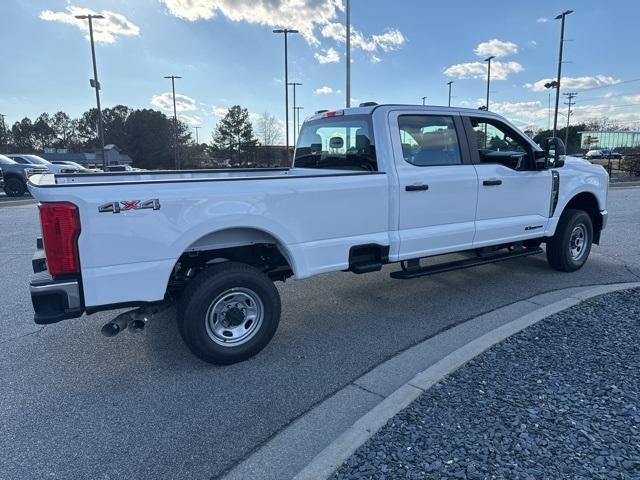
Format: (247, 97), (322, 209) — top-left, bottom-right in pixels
(28, 167), (364, 187)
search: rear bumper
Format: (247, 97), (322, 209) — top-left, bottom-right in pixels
(30, 242), (84, 324)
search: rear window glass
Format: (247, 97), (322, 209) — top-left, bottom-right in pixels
(294, 115), (377, 171)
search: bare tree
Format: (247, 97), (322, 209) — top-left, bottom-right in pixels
(255, 112), (283, 146)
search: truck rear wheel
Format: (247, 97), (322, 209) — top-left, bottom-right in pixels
(546, 209), (593, 272)
(177, 262), (281, 365)
(4, 178), (26, 197)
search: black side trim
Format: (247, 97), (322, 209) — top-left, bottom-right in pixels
(549, 170), (560, 217)
(30, 171), (386, 188)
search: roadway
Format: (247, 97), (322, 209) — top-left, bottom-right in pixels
(1, 187), (639, 479)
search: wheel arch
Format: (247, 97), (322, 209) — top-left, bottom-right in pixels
(560, 191), (603, 244)
(165, 226), (297, 297)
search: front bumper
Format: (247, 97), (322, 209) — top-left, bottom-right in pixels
(30, 241), (83, 324)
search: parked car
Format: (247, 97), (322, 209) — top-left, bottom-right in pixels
(49, 160), (99, 173)
(26, 104), (609, 364)
(6, 154), (84, 174)
(585, 149), (623, 160)
(0, 154), (48, 196)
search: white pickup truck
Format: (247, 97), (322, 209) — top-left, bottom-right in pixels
(27, 104), (608, 364)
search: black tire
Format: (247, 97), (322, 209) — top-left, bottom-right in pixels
(177, 262), (281, 365)
(4, 178), (26, 197)
(546, 209), (593, 272)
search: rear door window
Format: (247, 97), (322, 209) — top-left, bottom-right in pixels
(294, 115), (377, 171)
(398, 115), (462, 166)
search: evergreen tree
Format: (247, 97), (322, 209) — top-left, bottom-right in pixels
(211, 105), (257, 152)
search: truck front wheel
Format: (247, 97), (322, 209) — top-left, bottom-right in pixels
(546, 209), (593, 272)
(177, 262), (281, 365)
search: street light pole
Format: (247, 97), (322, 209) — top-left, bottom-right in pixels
(346, 0), (351, 108)
(447, 81), (454, 107)
(164, 75), (182, 170)
(288, 82), (302, 147)
(75, 14), (106, 169)
(485, 55), (495, 111)
(553, 9), (573, 137)
(273, 29), (299, 162)
(422, 96), (427, 106)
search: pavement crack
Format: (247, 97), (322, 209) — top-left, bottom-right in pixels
(0, 326), (45, 346)
(352, 382), (386, 399)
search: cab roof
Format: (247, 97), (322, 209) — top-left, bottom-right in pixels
(306, 104), (504, 122)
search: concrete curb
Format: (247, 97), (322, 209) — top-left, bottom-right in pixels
(290, 282), (640, 480)
(221, 282), (640, 480)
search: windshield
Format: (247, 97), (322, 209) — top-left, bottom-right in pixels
(0, 155), (17, 165)
(294, 115), (377, 171)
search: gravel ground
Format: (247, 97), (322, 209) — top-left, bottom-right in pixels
(332, 289), (640, 480)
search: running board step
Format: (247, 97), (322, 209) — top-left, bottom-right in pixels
(390, 247), (543, 280)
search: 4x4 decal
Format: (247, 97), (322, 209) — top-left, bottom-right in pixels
(98, 199), (160, 214)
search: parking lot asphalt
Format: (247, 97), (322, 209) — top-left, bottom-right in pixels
(1, 187), (639, 480)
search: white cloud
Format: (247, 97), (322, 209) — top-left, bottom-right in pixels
(39, 5), (140, 44)
(151, 92), (197, 112)
(161, 1), (406, 62)
(370, 55), (382, 64)
(320, 22), (405, 53)
(528, 40), (537, 47)
(474, 39), (518, 58)
(525, 75), (621, 92)
(162, 0), (342, 46)
(490, 99), (640, 128)
(315, 86), (334, 95)
(623, 94), (640, 103)
(536, 17), (549, 23)
(212, 105), (229, 117)
(314, 47), (340, 64)
(444, 61), (523, 80)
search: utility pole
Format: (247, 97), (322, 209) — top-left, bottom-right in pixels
(0, 113), (6, 153)
(164, 75), (182, 169)
(447, 81), (454, 107)
(422, 96), (427, 106)
(485, 55), (496, 111)
(346, 0), (351, 108)
(294, 106), (304, 138)
(194, 126), (200, 144)
(563, 92), (577, 152)
(273, 29), (299, 161)
(75, 14), (106, 169)
(553, 10), (574, 137)
(548, 92), (551, 130)
(288, 82), (302, 147)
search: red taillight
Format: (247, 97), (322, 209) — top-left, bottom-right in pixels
(39, 202), (81, 276)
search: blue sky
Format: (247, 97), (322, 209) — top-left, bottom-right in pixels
(1, 0), (639, 144)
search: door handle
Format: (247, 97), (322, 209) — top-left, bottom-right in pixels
(483, 179), (502, 186)
(405, 184), (429, 191)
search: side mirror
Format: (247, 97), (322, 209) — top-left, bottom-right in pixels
(544, 137), (566, 168)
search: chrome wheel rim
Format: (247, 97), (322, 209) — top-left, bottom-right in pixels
(205, 288), (264, 347)
(570, 224), (587, 261)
